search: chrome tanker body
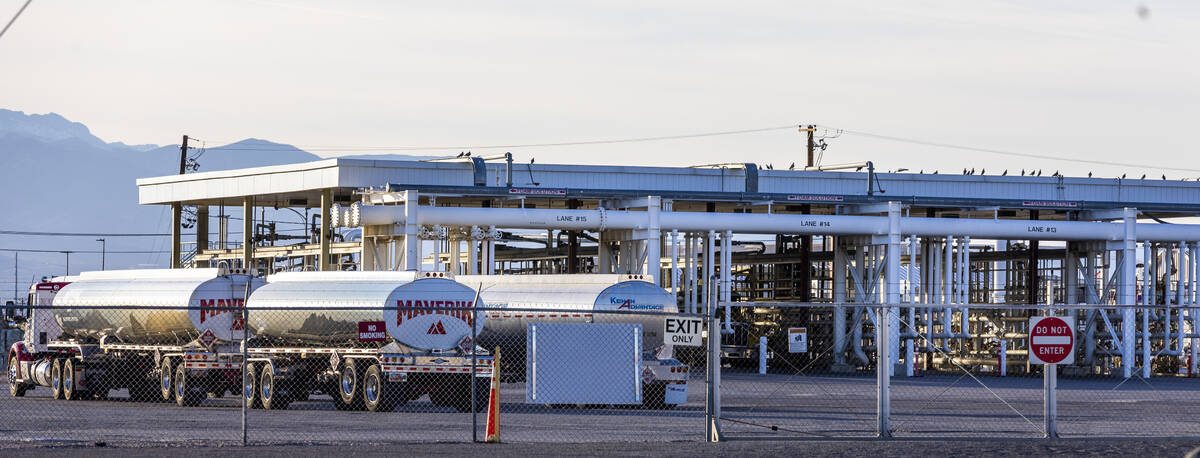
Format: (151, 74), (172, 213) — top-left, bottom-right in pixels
(245, 271), (483, 349)
(7, 268), (261, 406)
(241, 271), (491, 412)
(457, 274), (690, 408)
(8, 269), (493, 413)
(52, 269), (262, 344)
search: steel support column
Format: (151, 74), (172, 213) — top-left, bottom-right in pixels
(319, 188), (332, 271)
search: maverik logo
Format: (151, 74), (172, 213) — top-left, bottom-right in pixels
(396, 299), (475, 326)
(612, 297), (664, 311)
(427, 321), (447, 335)
(198, 298), (246, 330)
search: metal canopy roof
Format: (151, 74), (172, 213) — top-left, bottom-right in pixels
(136, 158), (1200, 216)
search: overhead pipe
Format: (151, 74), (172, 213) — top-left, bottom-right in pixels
(340, 202), (1200, 242)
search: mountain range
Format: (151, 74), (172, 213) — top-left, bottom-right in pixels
(0, 108), (431, 299)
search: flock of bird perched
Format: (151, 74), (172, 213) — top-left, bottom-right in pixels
(454, 152), (1183, 182)
(751, 163), (1184, 181)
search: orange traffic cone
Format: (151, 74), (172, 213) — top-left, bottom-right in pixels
(485, 347), (501, 443)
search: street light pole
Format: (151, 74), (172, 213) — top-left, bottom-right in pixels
(96, 238), (106, 270)
(62, 251), (71, 277)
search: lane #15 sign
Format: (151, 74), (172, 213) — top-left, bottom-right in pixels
(664, 317), (704, 347)
(1028, 316), (1075, 365)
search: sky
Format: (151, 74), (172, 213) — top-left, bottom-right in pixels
(3, 0), (1199, 178)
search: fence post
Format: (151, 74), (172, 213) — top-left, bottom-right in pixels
(471, 299), (478, 442)
(876, 305), (891, 438)
(1044, 362), (1057, 438)
(706, 277), (723, 442)
(758, 336), (767, 375)
(241, 280), (250, 447)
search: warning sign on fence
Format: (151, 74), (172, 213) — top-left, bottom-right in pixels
(788, 327), (807, 353)
(1029, 316), (1075, 365)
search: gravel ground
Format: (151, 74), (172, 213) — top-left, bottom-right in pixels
(5, 361), (1200, 446)
(1, 439), (1198, 457)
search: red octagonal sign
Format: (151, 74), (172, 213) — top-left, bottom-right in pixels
(1029, 316), (1075, 365)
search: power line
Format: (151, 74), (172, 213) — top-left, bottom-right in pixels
(0, 248), (170, 254)
(211, 124), (801, 153)
(0, 0), (32, 41)
(825, 126), (1200, 173)
(0, 230), (171, 237)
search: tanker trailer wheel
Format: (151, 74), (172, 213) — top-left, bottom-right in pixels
(260, 362), (291, 410)
(244, 362), (263, 409)
(338, 359), (365, 411)
(49, 359), (63, 399)
(362, 364), (401, 412)
(9, 355), (28, 397)
(175, 364), (205, 407)
(62, 359), (83, 401)
(159, 357), (176, 401)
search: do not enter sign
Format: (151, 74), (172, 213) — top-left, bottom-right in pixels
(1029, 316), (1075, 365)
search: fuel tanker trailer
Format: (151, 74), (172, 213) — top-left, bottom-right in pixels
(7, 268), (262, 407)
(457, 274), (689, 409)
(241, 271), (492, 412)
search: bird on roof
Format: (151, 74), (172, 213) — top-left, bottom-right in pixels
(1053, 170), (1059, 176)
(1001, 170), (1008, 176)
(1087, 172), (1092, 178)
(919, 170), (924, 174)
(855, 166), (864, 172)
(933, 170), (938, 174)
(1122, 173), (1128, 179)
(766, 164), (773, 170)
(788, 162), (795, 170)
(1140, 174), (1146, 179)
(980, 168), (985, 175)
(530, 158), (535, 164)
(1021, 169), (1025, 176)
(457, 152), (465, 158)
(465, 151), (472, 157)
(1163, 174), (1168, 180)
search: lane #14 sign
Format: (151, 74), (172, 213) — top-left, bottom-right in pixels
(1028, 316), (1075, 365)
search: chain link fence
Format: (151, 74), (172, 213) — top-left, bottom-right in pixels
(7, 303), (1200, 445)
(717, 303), (1200, 440)
(3, 305), (705, 445)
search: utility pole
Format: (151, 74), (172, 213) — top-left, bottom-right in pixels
(805, 124), (816, 167)
(179, 135), (189, 174)
(62, 251), (71, 277)
(172, 135), (189, 269)
(96, 238), (106, 270)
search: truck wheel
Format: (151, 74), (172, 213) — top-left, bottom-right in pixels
(260, 363), (291, 410)
(175, 364), (204, 407)
(50, 359), (63, 399)
(244, 362), (262, 409)
(362, 364), (401, 412)
(9, 356), (27, 397)
(338, 359), (364, 411)
(62, 359), (80, 401)
(159, 358), (176, 401)
(452, 376), (489, 413)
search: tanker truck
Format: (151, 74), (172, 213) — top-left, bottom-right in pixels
(457, 274), (689, 409)
(7, 268), (261, 405)
(8, 268), (492, 413)
(241, 270), (491, 412)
